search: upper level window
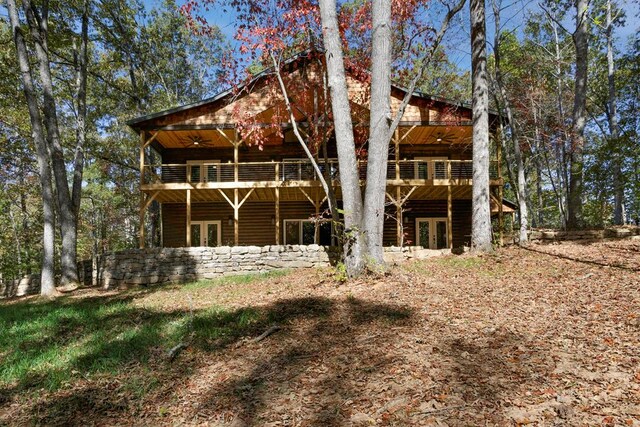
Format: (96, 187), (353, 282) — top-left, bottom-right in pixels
(187, 160), (220, 183)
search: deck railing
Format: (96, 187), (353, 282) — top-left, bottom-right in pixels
(143, 159), (499, 185)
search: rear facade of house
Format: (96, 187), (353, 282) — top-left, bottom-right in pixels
(128, 56), (504, 251)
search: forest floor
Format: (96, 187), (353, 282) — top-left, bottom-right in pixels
(1, 238), (639, 426)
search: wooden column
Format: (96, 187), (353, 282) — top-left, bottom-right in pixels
(395, 129), (400, 180)
(396, 186), (402, 246)
(275, 162), (280, 244)
(314, 193), (320, 244)
(447, 184), (453, 249)
(496, 128), (504, 245)
(186, 189), (191, 247)
(233, 132), (239, 245)
(139, 131), (146, 248)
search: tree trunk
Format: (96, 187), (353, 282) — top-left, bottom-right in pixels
(25, 0), (80, 287)
(7, 0), (58, 297)
(491, 0), (528, 244)
(318, 0), (367, 277)
(72, 0), (89, 220)
(606, 0), (624, 225)
(364, 0), (392, 266)
(470, 0), (492, 251)
(567, 0), (589, 230)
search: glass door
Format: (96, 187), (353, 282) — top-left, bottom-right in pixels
(189, 221), (222, 246)
(416, 218), (449, 249)
(414, 157), (448, 180)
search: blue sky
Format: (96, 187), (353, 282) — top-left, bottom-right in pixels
(145, 0), (638, 75)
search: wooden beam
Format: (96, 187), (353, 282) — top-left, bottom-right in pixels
(186, 189), (192, 247)
(395, 128), (400, 180)
(298, 187), (316, 206)
(396, 186), (402, 246)
(142, 131), (159, 149)
(447, 185), (453, 249)
(217, 189), (234, 208)
(139, 131), (146, 249)
(237, 188), (255, 208)
(234, 188), (239, 245)
(275, 162), (280, 244)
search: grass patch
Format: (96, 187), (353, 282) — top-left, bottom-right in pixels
(0, 270), (291, 394)
(181, 269), (290, 291)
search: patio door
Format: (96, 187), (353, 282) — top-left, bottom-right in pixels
(415, 157), (448, 180)
(416, 218), (449, 249)
(190, 221), (221, 247)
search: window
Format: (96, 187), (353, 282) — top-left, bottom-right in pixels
(187, 160), (220, 183)
(284, 220), (316, 245)
(283, 219), (334, 245)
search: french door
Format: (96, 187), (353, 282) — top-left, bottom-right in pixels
(190, 221), (222, 247)
(415, 218), (449, 249)
(415, 157), (448, 180)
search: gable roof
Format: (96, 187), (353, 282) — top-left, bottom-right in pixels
(127, 50), (476, 131)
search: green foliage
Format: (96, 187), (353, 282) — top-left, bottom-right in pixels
(0, 271), (285, 392)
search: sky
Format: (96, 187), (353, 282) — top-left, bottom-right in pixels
(142, 0), (638, 76)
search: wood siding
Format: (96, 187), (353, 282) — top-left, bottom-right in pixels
(163, 199), (471, 248)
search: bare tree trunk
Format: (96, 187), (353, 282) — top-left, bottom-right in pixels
(567, 0), (589, 230)
(318, 0), (367, 277)
(491, 0), (528, 244)
(25, 0), (80, 287)
(7, 0), (58, 297)
(470, 0), (492, 251)
(606, 0), (624, 225)
(364, 0), (392, 266)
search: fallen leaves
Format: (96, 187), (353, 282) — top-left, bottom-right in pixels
(2, 239), (639, 426)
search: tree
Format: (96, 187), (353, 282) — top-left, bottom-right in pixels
(490, 0), (529, 244)
(6, 0), (58, 297)
(469, 0), (492, 251)
(567, 0), (589, 229)
(183, 0), (466, 276)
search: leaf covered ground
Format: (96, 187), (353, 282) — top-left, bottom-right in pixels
(1, 239), (639, 426)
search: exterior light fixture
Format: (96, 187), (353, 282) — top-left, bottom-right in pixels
(271, 216), (276, 225)
(228, 216), (233, 226)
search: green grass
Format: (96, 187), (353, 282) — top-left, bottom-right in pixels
(0, 271), (288, 393)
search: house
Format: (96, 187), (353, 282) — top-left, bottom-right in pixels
(127, 53), (504, 250)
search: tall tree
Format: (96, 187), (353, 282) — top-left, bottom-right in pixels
(491, 0), (528, 244)
(567, 0), (589, 229)
(7, 0), (58, 297)
(469, 0), (492, 251)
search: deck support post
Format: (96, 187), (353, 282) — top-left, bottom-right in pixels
(396, 186), (402, 246)
(275, 162), (280, 244)
(233, 130), (240, 245)
(447, 184), (453, 249)
(139, 131), (146, 248)
(496, 129), (504, 245)
(186, 189), (191, 247)
(394, 129), (402, 247)
(447, 161), (453, 249)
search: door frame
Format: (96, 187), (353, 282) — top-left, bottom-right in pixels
(414, 156), (448, 180)
(415, 217), (449, 249)
(189, 220), (222, 247)
(186, 160), (220, 183)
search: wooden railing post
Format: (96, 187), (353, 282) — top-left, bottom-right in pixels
(186, 189), (191, 247)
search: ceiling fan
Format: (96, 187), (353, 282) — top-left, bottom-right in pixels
(179, 135), (213, 148)
(432, 130), (458, 144)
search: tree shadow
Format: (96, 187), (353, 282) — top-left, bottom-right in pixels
(1, 287), (414, 426)
(183, 297), (414, 425)
(521, 244), (640, 272)
(440, 329), (553, 424)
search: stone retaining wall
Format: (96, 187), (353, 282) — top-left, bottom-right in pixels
(4, 227), (638, 297)
(502, 226), (640, 245)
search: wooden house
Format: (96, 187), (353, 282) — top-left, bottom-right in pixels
(128, 53), (504, 250)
